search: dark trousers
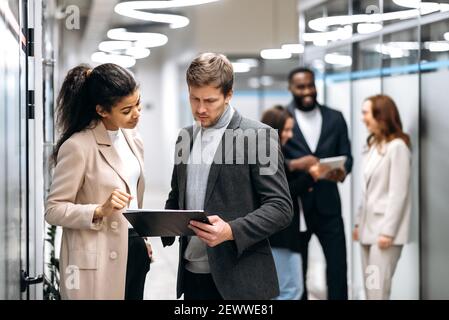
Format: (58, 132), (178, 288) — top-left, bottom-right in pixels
(183, 269), (223, 300)
(300, 212), (348, 300)
(125, 229), (151, 300)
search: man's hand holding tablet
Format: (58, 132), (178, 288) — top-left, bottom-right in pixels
(318, 156), (347, 182)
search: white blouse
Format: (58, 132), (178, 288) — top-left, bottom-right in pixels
(107, 129), (141, 228)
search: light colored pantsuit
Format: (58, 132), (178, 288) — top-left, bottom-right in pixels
(361, 244), (402, 300)
(356, 138), (411, 300)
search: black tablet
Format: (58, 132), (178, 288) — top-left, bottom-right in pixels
(123, 209), (212, 237)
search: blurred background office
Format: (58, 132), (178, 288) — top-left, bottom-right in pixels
(1, 0), (449, 300)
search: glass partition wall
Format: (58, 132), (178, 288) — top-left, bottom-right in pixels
(300, 0), (449, 299)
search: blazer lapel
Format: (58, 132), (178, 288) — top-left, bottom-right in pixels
(92, 121), (131, 193)
(122, 129), (145, 207)
(203, 111), (242, 208)
(363, 144), (386, 191)
(314, 104), (329, 155)
(288, 102), (312, 154)
(177, 126), (195, 210)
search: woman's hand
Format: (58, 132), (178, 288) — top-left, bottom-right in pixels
(378, 235), (394, 249)
(352, 226), (359, 241)
(93, 189), (133, 221)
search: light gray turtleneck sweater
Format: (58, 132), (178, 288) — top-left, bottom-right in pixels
(184, 104), (235, 274)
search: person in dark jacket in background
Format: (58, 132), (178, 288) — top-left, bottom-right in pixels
(284, 67), (353, 300)
(261, 106), (323, 300)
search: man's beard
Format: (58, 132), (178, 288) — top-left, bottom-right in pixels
(293, 94), (317, 112)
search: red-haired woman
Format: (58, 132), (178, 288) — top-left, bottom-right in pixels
(353, 95), (412, 300)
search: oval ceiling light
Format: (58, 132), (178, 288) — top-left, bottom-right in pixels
(393, 0), (443, 13)
(99, 40), (133, 53)
(308, 14), (382, 32)
(304, 26), (352, 44)
(126, 47), (151, 59)
(387, 41), (420, 50)
(444, 32), (449, 41)
(324, 53), (352, 67)
(373, 44), (408, 58)
(114, 0), (221, 28)
(107, 28), (168, 47)
(426, 41), (449, 52)
(116, 0), (220, 10)
(115, 6), (189, 29)
(260, 49), (292, 60)
(236, 58), (259, 68)
(308, 4), (443, 34)
(91, 52), (136, 68)
(281, 43), (304, 54)
(308, 1), (445, 33)
(232, 62), (251, 73)
(392, 0), (421, 8)
(357, 23), (383, 34)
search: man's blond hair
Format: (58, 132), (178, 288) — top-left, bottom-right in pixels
(186, 52), (234, 96)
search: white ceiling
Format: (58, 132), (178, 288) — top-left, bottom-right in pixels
(56, 0), (300, 69)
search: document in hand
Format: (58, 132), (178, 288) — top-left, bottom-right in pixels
(123, 209), (211, 237)
(318, 155), (347, 179)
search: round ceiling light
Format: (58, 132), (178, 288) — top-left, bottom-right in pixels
(107, 28), (168, 48)
(114, 0), (221, 28)
(260, 49), (292, 60)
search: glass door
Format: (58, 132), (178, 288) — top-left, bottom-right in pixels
(0, 0), (27, 299)
(0, 0), (42, 299)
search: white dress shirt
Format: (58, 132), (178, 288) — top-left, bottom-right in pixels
(294, 107), (322, 153)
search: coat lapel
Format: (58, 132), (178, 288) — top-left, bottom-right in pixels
(122, 129), (145, 207)
(92, 121), (132, 194)
(363, 144), (386, 191)
(314, 104), (329, 155)
(203, 111), (242, 208)
(177, 126), (195, 210)
(288, 102), (312, 154)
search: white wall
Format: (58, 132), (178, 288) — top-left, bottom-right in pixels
(193, 0), (298, 55)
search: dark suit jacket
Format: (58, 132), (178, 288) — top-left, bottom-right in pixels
(163, 110), (293, 300)
(269, 165), (314, 252)
(283, 102), (353, 220)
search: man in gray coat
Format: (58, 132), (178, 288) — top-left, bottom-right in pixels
(163, 53), (293, 300)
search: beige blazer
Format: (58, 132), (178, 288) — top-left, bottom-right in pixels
(45, 121), (145, 300)
(356, 138), (411, 245)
